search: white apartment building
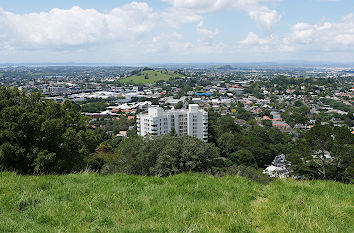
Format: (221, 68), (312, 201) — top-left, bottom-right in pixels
(137, 104), (208, 142)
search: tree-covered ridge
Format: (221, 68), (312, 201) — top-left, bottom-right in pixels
(0, 87), (100, 174)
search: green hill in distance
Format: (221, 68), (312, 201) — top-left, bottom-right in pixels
(0, 172), (353, 232)
(215, 64), (233, 70)
(119, 69), (182, 84)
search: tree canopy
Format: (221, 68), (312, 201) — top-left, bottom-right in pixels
(102, 135), (219, 176)
(0, 87), (100, 174)
(289, 125), (354, 183)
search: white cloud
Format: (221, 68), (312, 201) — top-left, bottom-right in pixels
(239, 13), (354, 56)
(161, 0), (231, 13)
(161, 8), (203, 28)
(197, 22), (219, 40)
(248, 6), (281, 32)
(135, 30), (225, 63)
(0, 2), (157, 49)
(162, 0), (281, 32)
(284, 13), (354, 51)
(148, 32), (183, 53)
(240, 32), (273, 46)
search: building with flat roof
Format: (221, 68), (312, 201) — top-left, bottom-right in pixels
(137, 104), (208, 142)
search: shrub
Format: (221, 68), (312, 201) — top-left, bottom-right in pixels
(216, 165), (273, 184)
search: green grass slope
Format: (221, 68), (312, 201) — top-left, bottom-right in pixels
(0, 172), (353, 233)
(119, 70), (181, 84)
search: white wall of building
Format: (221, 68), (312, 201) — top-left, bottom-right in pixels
(137, 104), (208, 142)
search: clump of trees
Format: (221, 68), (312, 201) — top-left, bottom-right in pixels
(208, 112), (291, 169)
(80, 102), (109, 113)
(99, 135), (220, 176)
(0, 87), (101, 174)
(289, 125), (353, 183)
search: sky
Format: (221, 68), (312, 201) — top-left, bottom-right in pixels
(0, 0), (354, 64)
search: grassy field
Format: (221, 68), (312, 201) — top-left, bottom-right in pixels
(0, 172), (353, 233)
(119, 70), (181, 84)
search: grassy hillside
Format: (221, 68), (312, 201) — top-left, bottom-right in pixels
(0, 172), (353, 233)
(119, 70), (181, 84)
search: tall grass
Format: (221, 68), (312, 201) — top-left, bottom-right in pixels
(0, 172), (353, 232)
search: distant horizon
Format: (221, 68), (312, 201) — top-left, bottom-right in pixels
(1, 60), (354, 67)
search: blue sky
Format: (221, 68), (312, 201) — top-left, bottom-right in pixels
(0, 0), (353, 64)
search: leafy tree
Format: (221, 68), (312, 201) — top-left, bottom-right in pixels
(292, 112), (309, 125)
(294, 100), (303, 107)
(80, 102), (108, 113)
(175, 101), (183, 109)
(230, 150), (257, 168)
(218, 115), (241, 134)
(217, 133), (239, 157)
(169, 127), (177, 136)
(261, 109), (271, 117)
(236, 108), (252, 121)
(0, 87), (100, 174)
(289, 125), (354, 183)
(103, 135), (219, 176)
(262, 119), (273, 128)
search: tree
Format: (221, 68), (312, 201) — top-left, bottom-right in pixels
(169, 127), (177, 136)
(217, 133), (239, 157)
(175, 101), (183, 109)
(230, 150), (257, 168)
(262, 119), (273, 128)
(236, 108), (252, 121)
(261, 109), (271, 117)
(152, 136), (219, 176)
(80, 102), (108, 113)
(294, 100), (303, 107)
(288, 125), (354, 183)
(218, 115), (241, 134)
(0, 87), (100, 174)
(104, 135), (219, 176)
